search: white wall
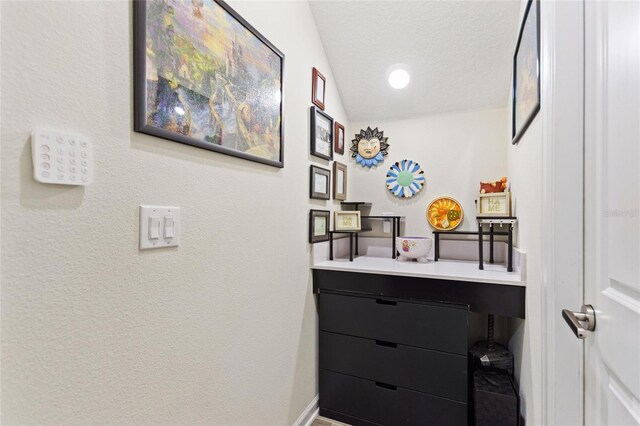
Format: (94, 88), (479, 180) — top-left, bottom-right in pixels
(506, 1), (544, 425)
(349, 108), (507, 236)
(507, 116), (542, 426)
(0, 1), (349, 423)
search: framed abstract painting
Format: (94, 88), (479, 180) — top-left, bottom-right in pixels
(512, 0), (540, 144)
(133, 0), (285, 167)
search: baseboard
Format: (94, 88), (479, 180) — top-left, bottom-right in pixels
(292, 395), (319, 426)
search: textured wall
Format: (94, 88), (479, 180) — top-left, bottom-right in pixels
(0, 1), (349, 423)
(349, 108), (508, 236)
(506, 1), (543, 424)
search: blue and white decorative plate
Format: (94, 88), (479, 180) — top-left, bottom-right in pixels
(386, 160), (425, 198)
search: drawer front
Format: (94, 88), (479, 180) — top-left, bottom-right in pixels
(320, 369), (467, 426)
(320, 331), (467, 402)
(319, 292), (468, 354)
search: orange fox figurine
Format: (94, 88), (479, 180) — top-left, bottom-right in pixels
(480, 177), (507, 193)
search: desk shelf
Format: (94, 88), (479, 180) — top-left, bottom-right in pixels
(432, 218), (518, 272)
(330, 216), (405, 262)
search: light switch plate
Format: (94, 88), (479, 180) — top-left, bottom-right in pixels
(139, 205), (180, 250)
(32, 129), (94, 185)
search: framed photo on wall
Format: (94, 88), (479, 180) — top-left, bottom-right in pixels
(309, 209), (330, 243)
(334, 122), (345, 155)
(333, 161), (347, 201)
(310, 165), (331, 200)
(310, 106), (334, 161)
(311, 67), (326, 110)
(133, 0), (285, 167)
(512, 0), (540, 144)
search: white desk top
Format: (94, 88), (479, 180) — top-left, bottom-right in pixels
(312, 257), (525, 286)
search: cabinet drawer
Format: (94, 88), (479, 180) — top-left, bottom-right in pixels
(320, 331), (467, 402)
(320, 369), (467, 426)
(319, 292), (468, 354)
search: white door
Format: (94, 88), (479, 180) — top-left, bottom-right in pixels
(582, 0), (640, 424)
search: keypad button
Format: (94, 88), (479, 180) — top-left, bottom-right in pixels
(69, 150), (75, 157)
(81, 160), (87, 166)
(69, 139), (76, 146)
(57, 157), (64, 164)
(81, 152), (87, 159)
(41, 163), (50, 170)
(80, 141), (87, 147)
(69, 159), (76, 165)
(41, 154), (50, 161)
(41, 171), (50, 178)
(57, 148), (65, 155)
(70, 175), (76, 181)
(69, 167), (76, 173)
(57, 165), (64, 172)
(57, 173), (65, 180)
(56, 136), (64, 144)
(81, 168), (88, 174)
(41, 145), (50, 153)
(81, 176), (88, 182)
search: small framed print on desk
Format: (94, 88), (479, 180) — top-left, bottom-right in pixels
(477, 192), (511, 217)
(334, 211), (361, 231)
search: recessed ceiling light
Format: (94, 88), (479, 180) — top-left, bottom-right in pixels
(387, 64), (411, 89)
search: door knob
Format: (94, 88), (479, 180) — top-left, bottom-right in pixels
(562, 304), (596, 339)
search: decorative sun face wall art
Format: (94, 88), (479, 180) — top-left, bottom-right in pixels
(350, 127), (389, 167)
(386, 160), (425, 198)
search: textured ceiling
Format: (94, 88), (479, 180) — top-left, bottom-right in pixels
(309, 0), (521, 122)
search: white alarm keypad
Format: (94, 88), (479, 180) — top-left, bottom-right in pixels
(32, 130), (93, 185)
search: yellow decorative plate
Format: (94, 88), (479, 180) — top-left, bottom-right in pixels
(427, 197), (464, 231)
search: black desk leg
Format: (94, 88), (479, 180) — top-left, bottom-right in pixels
(434, 233), (440, 261)
(478, 223), (484, 270)
(508, 225), (513, 272)
(355, 233), (359, 256)
(392, 218), (397, 259)
(329, 232), (334, 261)
(349, 233), (354, 262)
(489, 224), (494, 264)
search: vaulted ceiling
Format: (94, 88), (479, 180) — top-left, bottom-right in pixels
(309, 0), (521, 122)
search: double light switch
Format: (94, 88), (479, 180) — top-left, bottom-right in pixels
(140, 206), (180, 250)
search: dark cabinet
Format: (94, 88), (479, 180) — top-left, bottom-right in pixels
(318, 291), (469, 426)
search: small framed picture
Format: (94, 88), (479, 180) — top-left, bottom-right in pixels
(477, 192), (512, 217)
(310, 106), (334, 161)
(334, 122), (345, 155)
(309, 209), (330, 243)
(335, 211), (361, 231)
(310, 165), (331, 200)
(312, 67), (326, 110)
(333, 161), (347, 201)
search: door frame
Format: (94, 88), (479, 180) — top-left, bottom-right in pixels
(539, 0), (585, 425)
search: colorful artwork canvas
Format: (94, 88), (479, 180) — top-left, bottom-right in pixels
(512, 0), (540, 144)
(134, 0), (285, 167)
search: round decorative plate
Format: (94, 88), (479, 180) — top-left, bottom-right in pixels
(386, 159), (425, 198)
(427, 197), (464, 230)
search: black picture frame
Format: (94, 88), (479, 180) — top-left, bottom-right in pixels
(309, 209), (330, 243)
(310, 165), (331, 200)
(133, 0), (285, 167)
(512, 0), (541, 144)
(310, 106), (334, 161)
